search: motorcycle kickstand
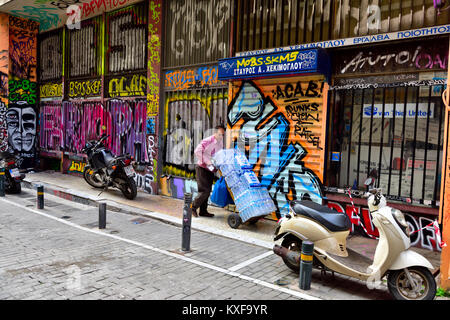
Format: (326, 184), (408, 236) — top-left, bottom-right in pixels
(98, 187), (108, 197)
(320, 268), (335, 280)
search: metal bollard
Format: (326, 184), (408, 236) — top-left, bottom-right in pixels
(181, 193), (193, 252)
(299, 241), (314, 290)
(99, 203), (107, 229)
(0, 168), (5, 197)
(37, 185), (44, 209)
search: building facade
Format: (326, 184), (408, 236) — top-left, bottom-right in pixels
(0, 0), (449, 286)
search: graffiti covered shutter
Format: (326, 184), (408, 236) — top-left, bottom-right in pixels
(227, 76), (328, 218)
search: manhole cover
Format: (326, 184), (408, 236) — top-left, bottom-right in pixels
(109, 230), (119, 234)
(61, 216), (71, 220)
(130, 218), (149, 225)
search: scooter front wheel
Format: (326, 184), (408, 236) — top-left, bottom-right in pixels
(387, 266), (436, 300)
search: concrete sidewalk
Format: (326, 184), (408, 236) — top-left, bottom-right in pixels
(21, 170), (445, 300)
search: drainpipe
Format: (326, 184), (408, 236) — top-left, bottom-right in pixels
(439, 36), (450, 291)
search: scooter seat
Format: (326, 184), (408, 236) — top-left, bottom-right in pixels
(290, 200), (351, 232)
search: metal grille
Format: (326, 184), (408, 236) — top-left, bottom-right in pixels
(163, 87), (228, 176)
(106, 2), (148, 74)
(38, 29), (63, 82)
(68, 16), (102, 78)
(235, 0), (333, 52)
(234, 0), (450, 53)
(163, 0), (233, 68)
(334, 0), (450, 39)
(330, 83), (445, 205)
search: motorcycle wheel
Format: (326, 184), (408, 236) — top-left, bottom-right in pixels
(6, 177), (21, 194)
(281, 235), (302, 272)
(387, 266), (436, 300)
(120, 177), (137, 200)
(83, 166), (104, 188)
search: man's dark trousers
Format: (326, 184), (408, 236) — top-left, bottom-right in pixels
(192, 166), (215, 214)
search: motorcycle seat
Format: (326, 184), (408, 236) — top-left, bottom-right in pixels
(290, 200), (351, 232)
(102, 150), (117, 167)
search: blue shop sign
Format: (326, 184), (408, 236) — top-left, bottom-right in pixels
(218, 48), (330, 81)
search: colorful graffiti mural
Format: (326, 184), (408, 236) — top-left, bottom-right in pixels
(7, 15), (39, 169)
(0, 13), (9, 152)
(145, 0), (162, 195)
(227, 77), (328, 217)
(40, 100), (149, 163)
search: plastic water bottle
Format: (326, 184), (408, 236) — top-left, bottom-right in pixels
(235, 152), (252, 170)
(243, 171), (261, 188)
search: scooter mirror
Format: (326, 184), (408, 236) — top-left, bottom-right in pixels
(364, 177), (375, 186)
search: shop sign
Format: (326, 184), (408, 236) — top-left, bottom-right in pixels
(218, 49), (329, 81)
(363, 103), (435, 119)
(237, 24), (450, 57)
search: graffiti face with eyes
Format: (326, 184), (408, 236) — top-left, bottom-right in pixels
(6, 103), (36, 153)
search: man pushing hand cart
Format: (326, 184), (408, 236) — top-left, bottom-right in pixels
(212, 149), (277, 229)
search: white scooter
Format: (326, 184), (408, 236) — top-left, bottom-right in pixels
(273, 188), (437, 300)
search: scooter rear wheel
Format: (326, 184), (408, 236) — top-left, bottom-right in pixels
(281, 236), (302, 272)
(387, 266), (436, 300)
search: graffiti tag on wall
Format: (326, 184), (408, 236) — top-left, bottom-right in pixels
(9, 79), (37, 104)
(164, 66), (225, 91)
(107, 74), (147, 98)
(337, 40), (449, 75)
(40, 82), (63, 99)
(68, 79), (101, 98)
(108, 4), (147, 73)
(0, 101), (7, 152)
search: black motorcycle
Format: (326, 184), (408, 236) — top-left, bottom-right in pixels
(82, 134), (137, 200)
(0, 151), (25, 194)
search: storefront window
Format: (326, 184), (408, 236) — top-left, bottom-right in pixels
(332, 84), (445, 203)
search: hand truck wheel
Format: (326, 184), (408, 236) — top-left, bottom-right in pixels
(227, 213), (242, 229)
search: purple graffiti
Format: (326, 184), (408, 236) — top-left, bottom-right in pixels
(63, 101), (85, 153)
(39, 100), (149, 162)
(108, 100), (148, 162)
(40, 104), (63, 151)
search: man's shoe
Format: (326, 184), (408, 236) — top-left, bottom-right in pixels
(190, 204), (198, 217)
(199, 212), (214, 217)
